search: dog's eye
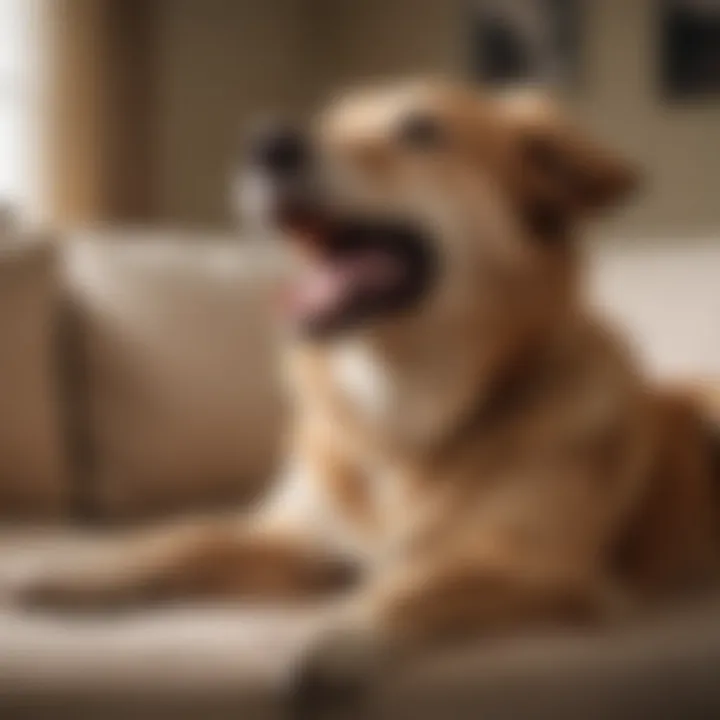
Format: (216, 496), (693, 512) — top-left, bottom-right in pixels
(396, 112), (444, 150)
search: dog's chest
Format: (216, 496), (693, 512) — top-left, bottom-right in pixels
(327, 341), (458, 445)
(329, 342), (394, 421)
(322, 344), (457, 552)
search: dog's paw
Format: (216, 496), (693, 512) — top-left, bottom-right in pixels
(291, 626), (388, 720)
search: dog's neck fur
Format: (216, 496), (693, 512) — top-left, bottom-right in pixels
(327, 336), (475, 447)
(325, 314), (568, 451)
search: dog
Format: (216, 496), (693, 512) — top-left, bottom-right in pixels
(11, 79), (720, 712)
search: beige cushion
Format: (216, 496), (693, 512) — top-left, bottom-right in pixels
(64, 232), (286, 519)
(1, 528), (720, 720)
(0, 236), (67, 517)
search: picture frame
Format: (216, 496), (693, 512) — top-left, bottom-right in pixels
(468, 0), (581, 90)
(660, 0), (720, 100)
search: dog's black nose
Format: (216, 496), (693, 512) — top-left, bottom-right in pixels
(250, 124), (308, 176)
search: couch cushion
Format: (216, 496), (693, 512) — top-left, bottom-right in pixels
(63, 232), (286, 519)
(0, 526), (322, 720)
(0, 236), (67, 518)
(1, 524), (720, 720)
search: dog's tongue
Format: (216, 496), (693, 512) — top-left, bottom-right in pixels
(284, 250), (404, 321)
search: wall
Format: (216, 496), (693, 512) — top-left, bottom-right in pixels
(310, 0), (460, 86)
(153, 0), (314, 227)
(575, 0), (720, 238)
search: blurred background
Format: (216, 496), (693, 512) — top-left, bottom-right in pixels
(0, 3), (719, 716)
(0, 0), (718, 237)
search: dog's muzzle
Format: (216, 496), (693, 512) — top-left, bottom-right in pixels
(240, 122), (438, 339)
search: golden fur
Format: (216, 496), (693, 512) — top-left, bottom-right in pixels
(12, 82), (720, 696)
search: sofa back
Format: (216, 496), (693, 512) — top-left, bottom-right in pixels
(62, 231), (287, 520)
(0, 230), (288, 523)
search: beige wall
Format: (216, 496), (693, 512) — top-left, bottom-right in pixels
(310, 0), (460, 85)
(153, 0), (720, 235)
(575, 0), (720, 237)
(154, 0), (314, 226)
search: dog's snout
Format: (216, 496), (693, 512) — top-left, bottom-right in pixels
(250, 124), (308, 177)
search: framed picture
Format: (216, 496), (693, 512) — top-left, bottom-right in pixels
(469, 0), (580, 89)
(661, 0), (720, 99)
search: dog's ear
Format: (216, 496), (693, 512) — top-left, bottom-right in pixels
(499, 91), (641, 236)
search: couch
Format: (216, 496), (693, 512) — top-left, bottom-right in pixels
(0, 228), (719, 719)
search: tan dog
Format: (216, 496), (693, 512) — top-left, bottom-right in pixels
(13, 80), (720, 709)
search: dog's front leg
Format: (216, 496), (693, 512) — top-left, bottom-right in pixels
(7, 518), (358, 611)
(6, 432), (366, 612)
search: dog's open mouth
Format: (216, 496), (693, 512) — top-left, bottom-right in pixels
(279, 212), (436, 337)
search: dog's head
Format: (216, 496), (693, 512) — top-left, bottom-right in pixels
(241, 80), (639, 344)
